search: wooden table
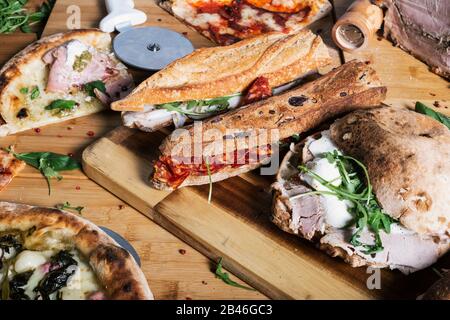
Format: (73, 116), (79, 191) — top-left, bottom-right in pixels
(0, 0), (265, 300)
(1, 0), (448, 300)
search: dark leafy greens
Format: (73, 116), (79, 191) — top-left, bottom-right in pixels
(415, 101), (450, 130)
(34, 251), (77, 300)
(298, 151), (394, 254)
(0, 0), (55, 34)
(4, 147), (81, 195)
(9, 271), (33, 300)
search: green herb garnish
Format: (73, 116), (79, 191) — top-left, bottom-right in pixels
(45, 99), (77, 113)
(72, 50), (92, 72)
(205, 158), (213, 204)
(30, 86), (39, 100)
(4, 147), (80, 195)
(84, 80), (106, 97)
(215, 258), (255, 291)
(19, 87), (28, 94)
(156, 95), (238, 118)
(55, 202), (84, 215)
(297, 151), (393, 254)
(415, 101), (450, 130)
(0, 0), (55, 34)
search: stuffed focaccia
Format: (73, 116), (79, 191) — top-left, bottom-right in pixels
(0, 29), (133, 136)
(0, 202), (153, 300)
(272, 106), (450, 274)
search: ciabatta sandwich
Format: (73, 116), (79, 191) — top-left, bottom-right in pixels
(272, 107), (450, 274)
(151, 60), (387, 190)
(0, 29), (133, 136)
(112, 30), (332, 131)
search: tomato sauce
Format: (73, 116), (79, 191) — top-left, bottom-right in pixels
(153, 145), (273, 188)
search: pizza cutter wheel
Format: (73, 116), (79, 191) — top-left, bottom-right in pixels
(100, 0), (194, 71)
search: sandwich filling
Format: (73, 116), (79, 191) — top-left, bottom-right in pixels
(123, 75), (300, 132)
(0, 230), (104, 300)
(273, 130), (446, 273)
(154, 144), (272, 188)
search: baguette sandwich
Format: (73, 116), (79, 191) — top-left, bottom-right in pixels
(272, 106), (450, 274)
(112, 30), (332, 132)
(151, 60), (387, 190)
(0, 29), (133, 136)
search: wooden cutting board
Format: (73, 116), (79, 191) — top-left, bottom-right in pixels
(79, 0), (449, 299)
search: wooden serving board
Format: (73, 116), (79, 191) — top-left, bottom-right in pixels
(79, 0), (449, 299)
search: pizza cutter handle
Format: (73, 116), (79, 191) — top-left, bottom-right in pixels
(100, 0), (147, 33)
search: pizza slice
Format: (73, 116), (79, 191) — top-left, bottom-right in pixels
(158, 0), (332, 45)
(0, 202), (153, 300)
(0, 149), (26, 192)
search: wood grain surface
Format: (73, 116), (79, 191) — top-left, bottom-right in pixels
(0, 0), (265, 300)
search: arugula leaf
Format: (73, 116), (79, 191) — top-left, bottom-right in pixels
(214, 258), (255, 291)
(55, 202), (84, 215)
(415, 101), (450, 130)
(156, 95), (237, 118)
(30, 86), (39, 100)
(45, 99), (77, 113)
(0, 0), (55, 34)
(4, 148), (80, 195)
(298, 151), (394, 254)
(83, 80), (106, 97)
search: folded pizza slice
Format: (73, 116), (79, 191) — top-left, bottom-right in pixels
(158, 0), (332, 45)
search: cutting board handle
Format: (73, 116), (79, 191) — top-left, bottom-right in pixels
(100, 0), (147, 33)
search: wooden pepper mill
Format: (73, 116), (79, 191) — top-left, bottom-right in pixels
(332, 0), (384, 52)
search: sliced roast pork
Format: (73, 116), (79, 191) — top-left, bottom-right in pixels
(382, 0), (450, 79)
(43, 40), (134, 104)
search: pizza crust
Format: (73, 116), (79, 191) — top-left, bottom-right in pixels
(0, 201), (154, 300)
(0, 29), (122, 136)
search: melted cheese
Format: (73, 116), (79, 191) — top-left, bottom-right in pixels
(301, 131), (354, 228)
(14, 250), (52, 273)
(24, 266), (47, 299)
(1, 247), (102, 300)
(59, 254), (100, 300)
(65, 40), (90, 68)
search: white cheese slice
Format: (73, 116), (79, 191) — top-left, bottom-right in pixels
(301, 131), (354, 228)
(14, 250), (51, 273)
(59, 253), (100, 300)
